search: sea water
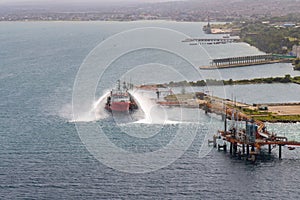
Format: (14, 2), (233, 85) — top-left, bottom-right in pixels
(1, 21), (300, 199)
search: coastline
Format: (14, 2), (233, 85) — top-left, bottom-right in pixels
(142, 77), (300, 123)
(157, 75), (300, 88)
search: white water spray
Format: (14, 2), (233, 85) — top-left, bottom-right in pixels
(70, 91), (110, 122)
(69, 87), (183, 124)
(130, 89), (166, 124)
(130, 89), (181, 124)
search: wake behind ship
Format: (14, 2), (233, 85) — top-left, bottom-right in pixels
(105, 80), (138, 112)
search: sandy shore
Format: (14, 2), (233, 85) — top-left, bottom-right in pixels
(268, 105), (300, 116)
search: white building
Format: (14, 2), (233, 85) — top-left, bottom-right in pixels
(292, 45), (300, 58)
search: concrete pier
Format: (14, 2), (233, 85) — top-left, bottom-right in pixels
(199, 54), (289, 69)
(182, 38), (239, 44)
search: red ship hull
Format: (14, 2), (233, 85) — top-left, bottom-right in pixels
(105, 80), (138, 112)
(110, 102), (130, 112)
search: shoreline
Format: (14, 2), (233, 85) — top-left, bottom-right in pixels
(154, 75), (300, 88)
(204, 97), (300, 123)
(147, 83), (300, 123)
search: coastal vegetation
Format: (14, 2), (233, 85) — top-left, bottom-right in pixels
(208, 16), (300, 55)
(233, 105), (300, 123)
(237, 106), (300, 123)
(252, 114), (300, 123)
(241, 108), (268, 116)
(164, 75), (300, 88)
(293, 58), (300, 70)
(239, 22), (300, 54)
(158, 76), (300, 123)
(226, 105), (300, 123)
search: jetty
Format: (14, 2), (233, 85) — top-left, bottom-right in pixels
(152, 89), (300, 160)
(211, 106), (300, 161)
(202, 97), (300, 161)
(182, 38), (239, 45)
(200, 54), (295, 69)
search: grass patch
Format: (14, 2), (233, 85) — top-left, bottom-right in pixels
(253, 115), (300, 122)
(241, 108), (268, 115)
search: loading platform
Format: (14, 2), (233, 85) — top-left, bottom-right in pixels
(150, 87), (300, 160)
(206, 102), (300, 161)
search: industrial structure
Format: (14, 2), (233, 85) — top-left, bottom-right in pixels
(200, 54), (295, 69)
(206, 102), (300, 161)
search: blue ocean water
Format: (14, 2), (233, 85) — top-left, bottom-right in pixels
(1, 21), (300, 199)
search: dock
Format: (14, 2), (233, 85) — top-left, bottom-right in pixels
(204, 99), (300, 161)
(145, 85), (300, 161)
(203, 97), (300, 123)
(200, 54), (293, 69)
(214, 113), (300, 161)
(153, 90), (300, 160)
(152, 89), (300, 122)
(182, 38), (239, 45)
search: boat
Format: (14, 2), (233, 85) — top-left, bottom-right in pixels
(105, 80), (138, 112)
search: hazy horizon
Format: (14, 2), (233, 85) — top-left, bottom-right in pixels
(1, 0), (299, 22)
(0, 0), (184, 5)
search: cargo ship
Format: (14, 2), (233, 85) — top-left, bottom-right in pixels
(105, 80), (138, 112)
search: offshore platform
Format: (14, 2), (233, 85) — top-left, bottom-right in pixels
(208, 105), (300, 162)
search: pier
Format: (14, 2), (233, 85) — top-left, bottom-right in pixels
(200, 54), (291, 69)
(146, 87), (300, 160)
(215, 117), (300, 160)
(205, 99), (300, 161)
(182, 38), (239, 45)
